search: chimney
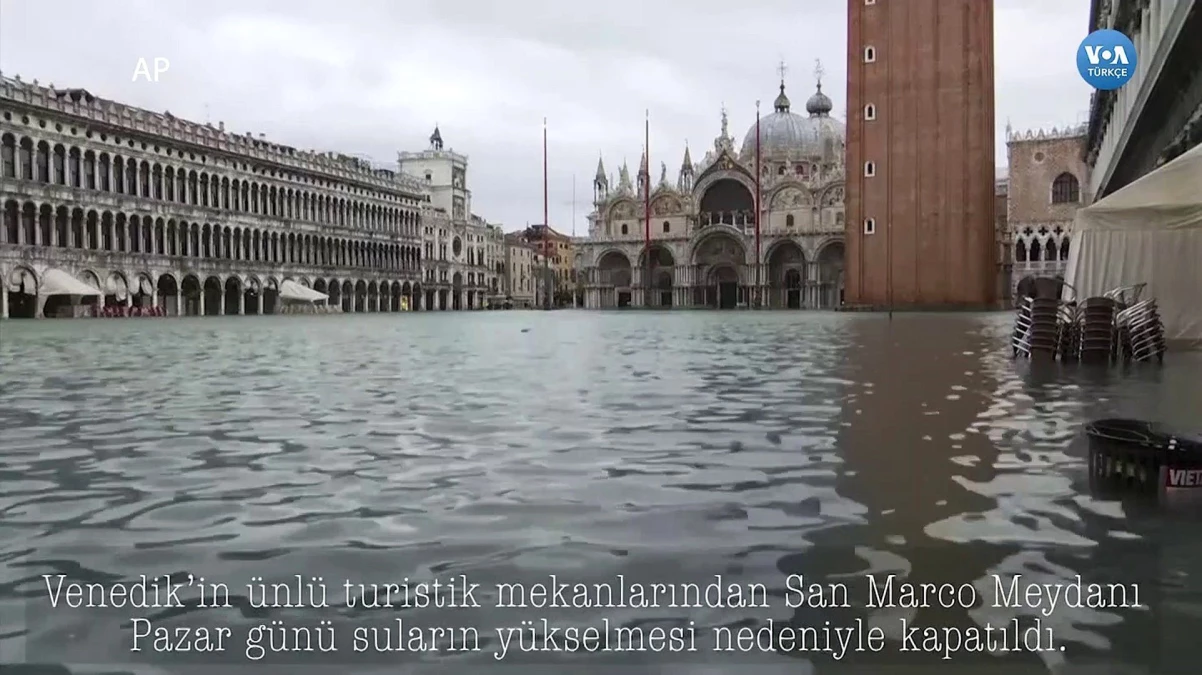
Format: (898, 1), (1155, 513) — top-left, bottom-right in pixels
(218, 121), (225, 131)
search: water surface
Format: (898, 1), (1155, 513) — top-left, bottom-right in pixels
(1, 311), (1200, 673)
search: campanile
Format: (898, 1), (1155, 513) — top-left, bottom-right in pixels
(844, 0), (997, 309)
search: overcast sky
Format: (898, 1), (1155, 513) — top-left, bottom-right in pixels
(1, 0), (1092, 233)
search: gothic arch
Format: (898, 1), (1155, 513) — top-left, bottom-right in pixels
(1051, 172), (1080, 204)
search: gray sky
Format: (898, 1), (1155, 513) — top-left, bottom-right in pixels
(0, 0), (1092, 233)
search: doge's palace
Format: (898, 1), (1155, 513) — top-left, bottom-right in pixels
(0, 73), (432, 319)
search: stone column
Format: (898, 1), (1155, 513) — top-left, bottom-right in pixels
(238, 291), (245, 315)
(198, 292), (206, 317)
(0, 285), (7, 319)
(217, 291), (225, 315)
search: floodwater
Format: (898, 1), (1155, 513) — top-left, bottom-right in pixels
(1, 311), (1200, 674)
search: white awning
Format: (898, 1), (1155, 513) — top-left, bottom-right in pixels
(1064, 143), (1202, 348)
(38, 268), (104, 297)
(279, 279), (329, 303)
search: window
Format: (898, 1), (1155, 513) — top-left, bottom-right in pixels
(1051, 172), (1080, 204)
(662, 220), (670, 233)
(620, 223), (628, 235)
(864, 46), (876, 62)
(786, 214), (795, 228)
(864, 161), (876, 177)
(863, 218), (876, 235)
(864, 104), (876, 120)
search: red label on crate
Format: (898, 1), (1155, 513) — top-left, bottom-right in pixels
(1166, 468), (1202, 487)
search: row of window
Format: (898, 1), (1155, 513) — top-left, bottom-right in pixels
(862, 3), (879, 236)
(1, 200), (419, 273)
(0, 133), (422, 238)
(422, 267), (497, 290)
(2, 108), (422, 206)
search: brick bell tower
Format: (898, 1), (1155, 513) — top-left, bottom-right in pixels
(844, 0), (997, 309)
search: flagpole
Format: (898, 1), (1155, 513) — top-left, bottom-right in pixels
(542, 117), (551, 310)
(643, 110), (652, 308)
(755, 100), (762, 309)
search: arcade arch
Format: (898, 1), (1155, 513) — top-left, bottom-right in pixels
(815, 240), (845, 308)
(691, 231), (746, 309)
(766, 240), (806, 309)
(637, 245), (676, 307)
(594, 249), (633, 308)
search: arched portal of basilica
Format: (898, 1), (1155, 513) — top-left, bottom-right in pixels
(577, 70), (847, 310)
(691, 231), (746, 309)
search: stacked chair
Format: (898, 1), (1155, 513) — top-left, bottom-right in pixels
(1010, 278), (1166, 365)
(1011, 296), (1063, 359)
(1069, 296), (1119, 363)
(1108, 284), (1167, 363)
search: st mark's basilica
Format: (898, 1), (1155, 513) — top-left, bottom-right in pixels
(578, 68), (847, 309)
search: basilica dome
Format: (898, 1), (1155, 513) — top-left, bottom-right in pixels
(739, 81), (845, 160)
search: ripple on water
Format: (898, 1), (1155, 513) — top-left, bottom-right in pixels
(2, 312), (1202, 669)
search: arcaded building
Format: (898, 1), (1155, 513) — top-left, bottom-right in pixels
(0, 75), (427, 319)
(1085, 0), (1199, 199)
(844, 0), (997, 309)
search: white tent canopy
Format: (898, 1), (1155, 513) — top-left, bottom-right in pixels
(1063, 143), (1202, 349)
(37, 268), (104, 297)
(278, 279), (328, 303)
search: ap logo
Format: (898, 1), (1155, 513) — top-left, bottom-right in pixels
(1077, 29), (1137, 91)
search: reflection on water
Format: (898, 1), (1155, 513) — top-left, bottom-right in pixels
(1, 312), (1201, 673)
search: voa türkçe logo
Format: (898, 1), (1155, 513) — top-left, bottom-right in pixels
(1077, 29), (1137, 91)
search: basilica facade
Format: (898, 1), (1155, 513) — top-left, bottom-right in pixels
(578, 75), (847, 310)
